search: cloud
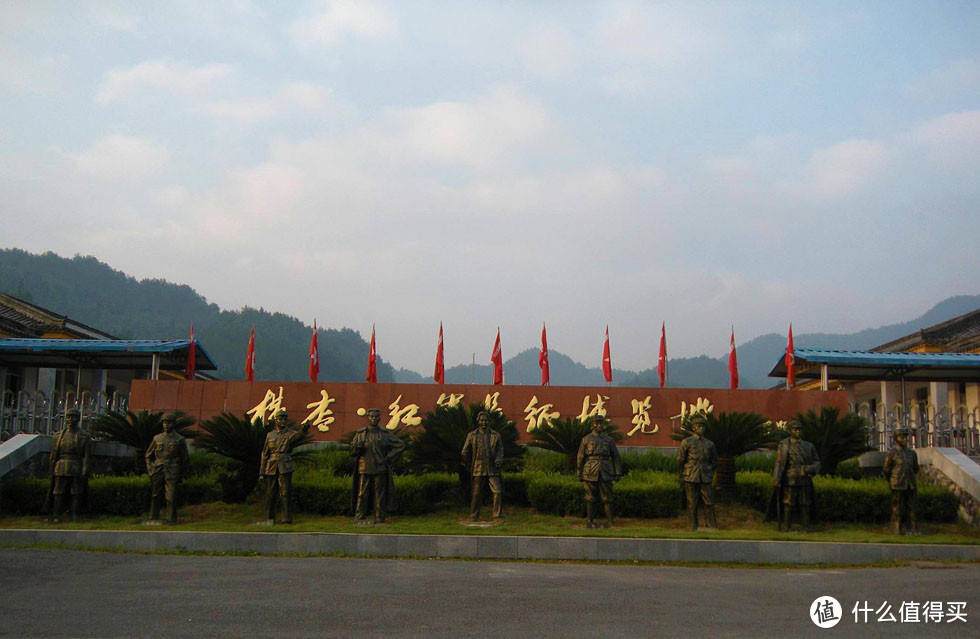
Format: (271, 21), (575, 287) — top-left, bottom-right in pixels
(519, 27), (577, 78)
(289, 0), (396, 50)
(68, 134), (167, 181)
(97, 59), (232, 104)
(0, 43), (68, 93)
(911, 110), (980, 170)
(803, 139), (890, 199)
(905, 58), (980, 101)
(201, 82), (340, 123)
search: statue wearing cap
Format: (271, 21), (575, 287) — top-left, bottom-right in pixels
(259, 409), (309, 524)
(576, 415), (622, 528)
(145, 413), (190, 524)
(768, 420), (820, 532)
(883, 429), (919, 535)
(48, 408), (91, 523)
(677, 414), (718, 530)
(349, 408), (406, 524)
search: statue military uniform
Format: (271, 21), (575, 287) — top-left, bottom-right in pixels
(49, 409), (91, 522)
(461, 411), (505, 521)
(577, 415), (622, 528)
(350, 408), (406, 524)
(677, 417), (718, 530)
(770, 421), (820, 532)
(145, 415), (190, 524)
(259, 410), (307, 524)
(882, 429), (919, 535)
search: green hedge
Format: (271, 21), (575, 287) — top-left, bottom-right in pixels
(0, 475), (221, 516)
(620, 450), (678, 474)
(525, 471), (683, 518)
(735, 471), (959, 523)
(291, 472), (462, 516)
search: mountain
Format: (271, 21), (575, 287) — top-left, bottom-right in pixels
(0, 249), (395, 382)
(4, 248), (977, 389)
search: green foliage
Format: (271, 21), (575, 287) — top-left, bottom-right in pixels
(735, 471), (958, 523)
(193, 413), (313, 502)
(527, 416), (623, 474)
(620, 449), (678, 474)
(736, 452), (775, 473)
(525, 471), (682, 518)
(291, 471), (461, 516)
(0, 249), (396, 382)
(302, 447), (356, 476)
(793, 407), (873, 476)
(90, 409), (195, 474)
(0, 475), (220, 516)
(523, 450), (566, 474)
(408, 403), (525, 489)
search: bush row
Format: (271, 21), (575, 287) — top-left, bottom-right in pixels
(735, 471), (958, 523)
(1, 470), (959, 523)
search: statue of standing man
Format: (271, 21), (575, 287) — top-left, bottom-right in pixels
(49, 408), (91, 523)
(259, 410), (308, 524)
(461, 410), (505, 522)
(350, 408), (406, 525)
(677, 414), (718, 531)
(145, 413), (190, 524)
(883, 428), (919, 535)
(577, 415), (622, 528)
(770, 420), (820, 532)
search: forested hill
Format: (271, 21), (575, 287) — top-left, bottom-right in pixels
(2, 249), (977, 388)
(0, 249), (395, 382)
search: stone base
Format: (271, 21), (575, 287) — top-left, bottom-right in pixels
(458, 518), (503, 528)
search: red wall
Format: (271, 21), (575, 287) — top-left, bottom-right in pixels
(130, 380), (849, 447)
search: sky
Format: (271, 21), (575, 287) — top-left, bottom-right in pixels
(2, 1), (979, 375)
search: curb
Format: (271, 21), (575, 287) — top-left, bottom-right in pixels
(1, 529), (978, 564)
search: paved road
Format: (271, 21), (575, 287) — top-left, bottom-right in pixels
(0, 549), (976, 638)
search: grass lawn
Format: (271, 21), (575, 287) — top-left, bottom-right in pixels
(2, 502), (979, 546)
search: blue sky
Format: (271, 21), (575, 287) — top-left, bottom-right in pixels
(2, 1), (979, 374)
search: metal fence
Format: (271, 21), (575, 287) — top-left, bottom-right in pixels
(853, 401), (980, 456)
(0, 390), (129, 439)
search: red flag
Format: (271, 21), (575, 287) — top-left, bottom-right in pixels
(539, 322), (550, 386)
(366, 324), (377, 383)
(657, 322), (667, 388)
(434, 322), (445, 384)
(490, 328), (503, 385)
(245, 324), (255, 381)
(785, 323), (796, 389)
(728, 327), (739, 390)
(602, 325), (612, 383)
(309, 320), (319, 383)
(185, 324), (196, 381)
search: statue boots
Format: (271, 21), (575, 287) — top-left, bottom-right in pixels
(585, 502), (596, 528)
(704, 505), (718, 530)
(491, 493), (503, 520)
(780, 509), (792, 532)
(603, 503), (615, 528)
(907, 512), (920, 536)
(688, 505), (698, 531)
(51, 493), (64, 523)
(800, 509), (811, 533)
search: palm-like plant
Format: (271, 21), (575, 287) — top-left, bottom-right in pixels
(194, 413), (314, 502)
(90, 409), (196, 474)
(528, 416), (624, 474)
(793, 406), (872, 476)
(671, 411), (781, 495)
(409, 403), (524, 490)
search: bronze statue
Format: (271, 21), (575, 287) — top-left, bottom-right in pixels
(576, 415), (622, 528)
(770, 420), (820, 532)
(461, 410), (505, 521)
(349, 408), (406, 524)
(259, 410), (308, 524)
(145, 413), (190, 524)
(49, 408), (91, 523)
(883, 429), (919, 535)
(677, 414), (718, 531)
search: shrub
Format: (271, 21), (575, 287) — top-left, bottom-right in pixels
(620, 449), (678, 474)
(525, 471), (683, 518)
(523, 450), (565, 474)
(736, 452), (774, 473)
(90, 409), (196, 474)
(527, 416), (623, 474)
(527, 474), (584, 516)
(793, 407), (873, 476)
(503, 472), (534, 506)
(291, 471), (462, 516)
(735, 471), (958, 523)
